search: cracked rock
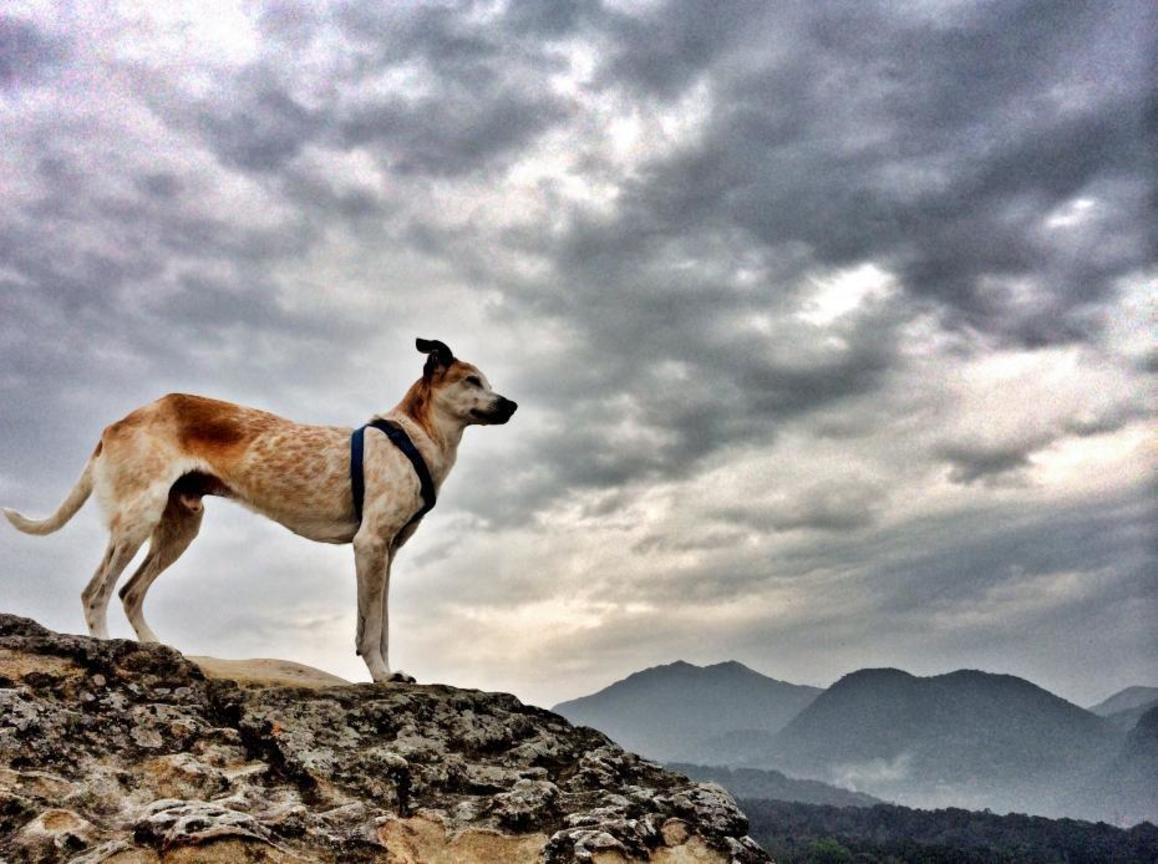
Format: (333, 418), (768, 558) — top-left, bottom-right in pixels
(0, 613), (771, 863)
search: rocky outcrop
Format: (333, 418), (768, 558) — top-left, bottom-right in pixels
(0, 614), (770, 863)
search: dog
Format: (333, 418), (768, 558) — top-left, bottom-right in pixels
(2, 338), (516, 683)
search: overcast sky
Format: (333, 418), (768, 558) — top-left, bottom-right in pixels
(1, 0), (1153, 709)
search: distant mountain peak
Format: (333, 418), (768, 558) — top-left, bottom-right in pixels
(834, 667), (1056, 693)
(553, 660), (823, 763)
(635, 659), (698, 674)
(835, 667), (916, 684)
(604, 659), (805, 690)
(704, 660), (759, 674)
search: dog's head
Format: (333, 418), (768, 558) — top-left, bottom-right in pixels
(416, 338), (518, 426)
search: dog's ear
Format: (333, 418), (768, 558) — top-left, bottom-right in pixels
(416, 338), (455, 377)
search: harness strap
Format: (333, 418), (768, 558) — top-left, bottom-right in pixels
(350, 419), (436, 528)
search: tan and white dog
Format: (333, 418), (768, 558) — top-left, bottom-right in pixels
(2, 338), (516, 683)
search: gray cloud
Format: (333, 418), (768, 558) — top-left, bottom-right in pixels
(183, 2), (578, 179)
(720, 480), (888, 534)
(862, 491), (1156, 622)
(936, 441), (1039, 487)
(420, 0), (1153, 518)
(200, 85), (325, 173)
(591, 0), (1152, 343)
(0, 15), (67, 87)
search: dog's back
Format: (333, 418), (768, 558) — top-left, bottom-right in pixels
(95, 394), (358, 541)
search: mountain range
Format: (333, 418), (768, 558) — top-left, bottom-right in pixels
(764, 667), (1123, 816)
(553, 662), (1155, 825)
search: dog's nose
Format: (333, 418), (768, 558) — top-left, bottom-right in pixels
(494, 398), (518, 421)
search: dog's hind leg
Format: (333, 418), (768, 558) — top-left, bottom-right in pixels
(82, 485), (171, 638)
(82, 531), (148, 639)
(120, 494), (204, 643)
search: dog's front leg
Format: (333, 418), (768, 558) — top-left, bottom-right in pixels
(353, 533), (394, 682)
(377, 558), (416, 684)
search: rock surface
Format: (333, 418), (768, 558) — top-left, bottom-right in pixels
(185, 656), (352, 690)
(0, 614), (770, 863)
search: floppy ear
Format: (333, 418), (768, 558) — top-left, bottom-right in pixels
(416, 338), (455, 377)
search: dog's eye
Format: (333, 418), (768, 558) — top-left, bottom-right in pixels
(465, 375), (482, 387)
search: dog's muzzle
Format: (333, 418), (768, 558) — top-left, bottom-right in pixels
(473, 397), (518, 424)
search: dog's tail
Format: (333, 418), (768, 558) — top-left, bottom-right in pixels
(3, 446), (97, 536)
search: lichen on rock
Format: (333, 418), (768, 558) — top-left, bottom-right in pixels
(0, 613), (770, 863)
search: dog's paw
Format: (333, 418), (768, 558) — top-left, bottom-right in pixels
(388, 670), (417, 684)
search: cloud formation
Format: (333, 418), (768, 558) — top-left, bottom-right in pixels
(1, 0), (1153, 707)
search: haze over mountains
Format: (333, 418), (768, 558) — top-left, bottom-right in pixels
(553, 661), (1156, 826)
(1074, 706), (1158, 828)
(669, 763), (883, 809)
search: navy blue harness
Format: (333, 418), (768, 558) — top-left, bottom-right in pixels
(350, 419), (436, 528)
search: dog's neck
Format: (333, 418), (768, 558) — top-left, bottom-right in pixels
(384, 379), (466, 487)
